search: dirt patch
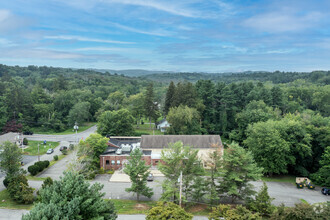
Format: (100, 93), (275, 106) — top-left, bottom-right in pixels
(134, 203), (150, 210)
(188, 204), (208, 213)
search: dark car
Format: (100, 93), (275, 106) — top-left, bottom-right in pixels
(147, 173), (154, 181)
(60, 146), (67, 151)
(321, 188), (330, 195)
(23, 131), (33, 135)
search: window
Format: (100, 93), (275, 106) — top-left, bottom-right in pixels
(154, 160), (159, 165)
(106, 160), (110, 165)
(111, 160), (115, 165)
(117, 160), (121, 165)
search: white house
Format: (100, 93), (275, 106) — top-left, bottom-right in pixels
(156, 119), (170, 132)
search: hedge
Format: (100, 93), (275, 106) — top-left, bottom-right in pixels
(28, 160), (50, 175)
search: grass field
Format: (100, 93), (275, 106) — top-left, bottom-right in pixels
(22, 140), (59, 155)
(111, 199), (210, 216)
(31, 122), (96, 135)
(0, 190), (33, 210)
(260, 175), (296, 184)
(134, 123), (163, 135)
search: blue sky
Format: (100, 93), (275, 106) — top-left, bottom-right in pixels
(0, 0), (330, 72)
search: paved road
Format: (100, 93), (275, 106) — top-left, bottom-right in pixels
(0, 210), (207, 220)
(26, 125), (97, 142)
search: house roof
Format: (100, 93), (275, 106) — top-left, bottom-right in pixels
(140, 135), (222, 149)
(0, 132), (18, 146)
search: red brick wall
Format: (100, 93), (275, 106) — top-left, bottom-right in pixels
(100, 155), (152, 170)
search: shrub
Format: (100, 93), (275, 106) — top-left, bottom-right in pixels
(7, 175), (34, 204)
(209, 204), (261, 220)
(53, 155), (59, 161)
(247, 182), (275, 217)
(42, 160), (50, 168)
(107, 169), (114, 174)
(62, 149), (68, 155)
(34, 161), (45, 172)
(3, 176), (10, 188)
(23, 138), (28, 145)
(99, 167), (105, 174)
(147, 202), (193, 220)
(42, 177), (53, 189)
(69, 144), (74, 150)
(28, 165), (39, 176)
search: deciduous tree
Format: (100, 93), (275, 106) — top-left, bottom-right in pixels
(124, 148), (153, 201)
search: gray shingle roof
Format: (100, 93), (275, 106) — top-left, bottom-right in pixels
(140, 135), (222, 149)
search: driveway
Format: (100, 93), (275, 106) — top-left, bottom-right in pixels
(26, 125), (97, 143)
(37, 150), (74, 180)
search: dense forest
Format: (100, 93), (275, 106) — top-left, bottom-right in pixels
(0, 64), (329, 185)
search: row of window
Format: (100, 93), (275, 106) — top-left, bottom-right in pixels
(105, 160), (120, 165)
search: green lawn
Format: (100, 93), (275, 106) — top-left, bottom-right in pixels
(260, 175), (296, 184)
(26, 175), (47, 181)
(111, 199), (209, 216)
(0, 190), (33, 210)
(31, 122), (96, 135)
(22, 140), (59, 155)
(111, 199), (156, 214)
(134, 123), (163, 135)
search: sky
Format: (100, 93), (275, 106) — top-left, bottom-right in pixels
(0, 0), (330, 72)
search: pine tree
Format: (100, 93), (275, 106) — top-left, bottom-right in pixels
(143, 83), (159, 129)
(124, 148), (153, 201)
(248, 182), (275, 217)
(164, 81), (176, 115)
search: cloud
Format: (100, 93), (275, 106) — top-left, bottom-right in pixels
(0, 9), (31, 33)
(107, 0), (202, 18)
(109, 22), (173, 37)
(0, 38), (17, 47)
(44, 35), (134, 44)
(243, 11), (324, 33)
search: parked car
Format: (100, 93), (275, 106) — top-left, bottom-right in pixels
(321, 188), (330, 195)
(46, 148), (54, 154)
(147, 173), (154, 181)
(23, 131), (33, 135)
(60, 146), (67, 151)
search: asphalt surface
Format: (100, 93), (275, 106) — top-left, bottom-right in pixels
(0, 210), (208, 220)
(26, 125), (97, 142)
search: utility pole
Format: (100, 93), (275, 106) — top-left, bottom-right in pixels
(179, 171), (183, 207)
(38, 143), (40, 162)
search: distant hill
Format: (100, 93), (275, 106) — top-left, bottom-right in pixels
(139, 71), (330, 84)
(90, 68), (175, 77)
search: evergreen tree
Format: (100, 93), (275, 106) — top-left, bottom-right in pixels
(247, 182), (274, 217)
(143, 83), (159, 129)
(22, 172), (117, 220)
(124, 148), (154, 201)
(164, 81), (176, 115)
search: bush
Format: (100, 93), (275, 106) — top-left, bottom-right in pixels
(53, 155), (59, 161)
(7, 175), (34, 204)
(69, 144), (74, 151)
(99, 167), (105, 174)
(23, 138), (28, 145)
(34, 161), (45, 172)
(42, 160), (50, 168)
(3, 177), (10, 188)
(147, 202), (193, 220)
(107, 169), (114, 174)
(42, 177), (53, 189)
(28, 165), (39, 176)
(209, 204), (261, 220)
(62, 149), (68, 155)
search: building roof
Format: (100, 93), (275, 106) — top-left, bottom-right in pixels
(0, 132), (18, 146)
(140, 135), (222, 149)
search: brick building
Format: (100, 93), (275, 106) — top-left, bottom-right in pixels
(100, 135), (223, 170)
